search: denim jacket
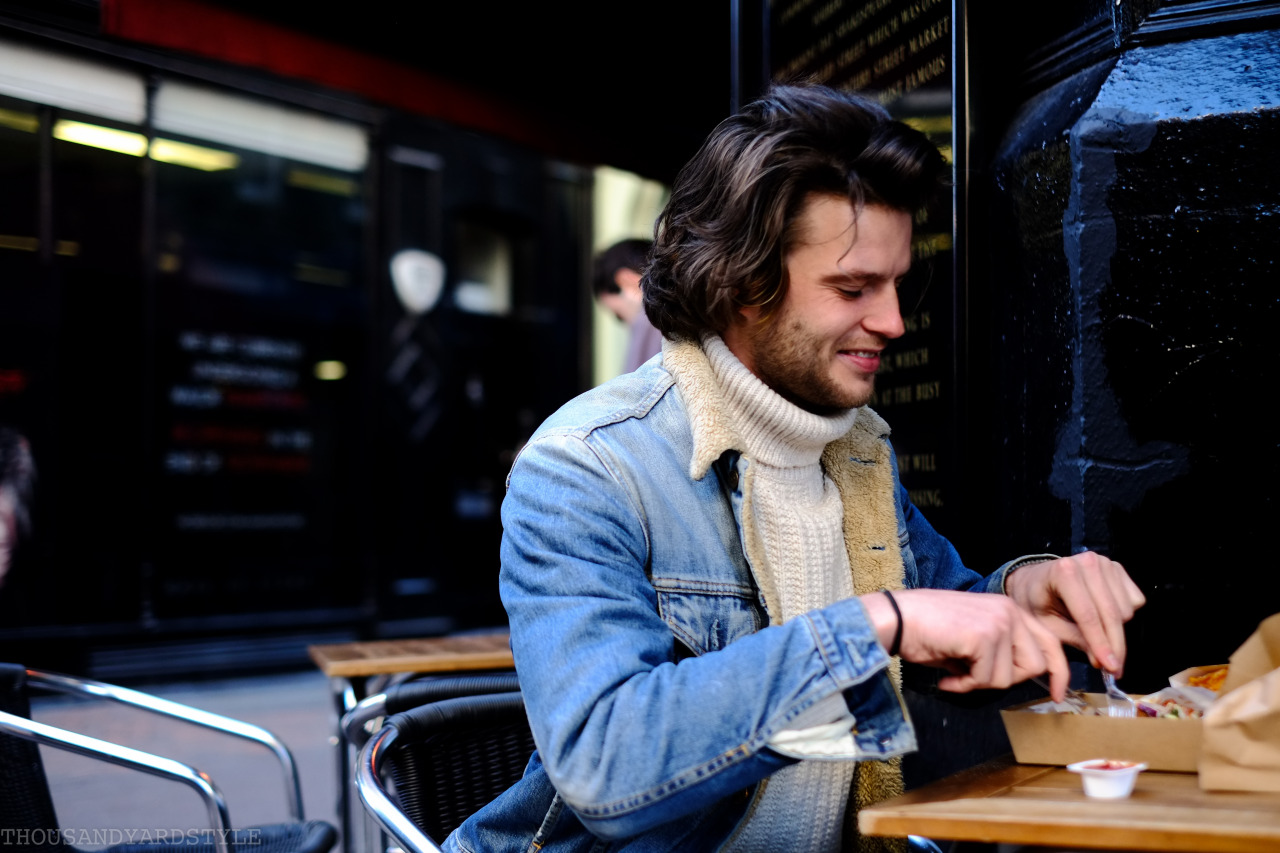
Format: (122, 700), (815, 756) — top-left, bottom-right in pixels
(446, 341), (1042, 853)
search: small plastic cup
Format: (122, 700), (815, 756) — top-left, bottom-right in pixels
(1067, 759), (1148, 799)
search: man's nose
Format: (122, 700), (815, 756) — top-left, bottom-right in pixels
(864, 285), (906, 340)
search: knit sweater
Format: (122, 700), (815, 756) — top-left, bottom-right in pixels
(663, 336), (908, 853)
(703, 336), (861, 853)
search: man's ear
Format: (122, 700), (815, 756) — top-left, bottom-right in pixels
(735, 299), (762, 326)
(721, 299), (763, 373)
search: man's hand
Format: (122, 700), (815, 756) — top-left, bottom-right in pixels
(1003, 552), (1146, 676)
(862, 589), (1073, 700)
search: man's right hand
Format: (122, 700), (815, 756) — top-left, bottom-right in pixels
(861, 588), (1072, 700)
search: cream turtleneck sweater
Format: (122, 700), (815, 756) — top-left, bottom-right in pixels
(703, 336), (862, 853)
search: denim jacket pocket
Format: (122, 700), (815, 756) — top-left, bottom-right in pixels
(652, 579), (762, 657)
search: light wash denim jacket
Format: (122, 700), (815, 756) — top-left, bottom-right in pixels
(446, 343), (1042, 853)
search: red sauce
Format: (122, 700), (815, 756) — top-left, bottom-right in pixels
(1083, 760), (1137, 771)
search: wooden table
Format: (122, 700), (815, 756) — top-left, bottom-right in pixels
(308, 631), (515, 679)
(309, 631), (514, 853)
(859, 754), (1280, 852)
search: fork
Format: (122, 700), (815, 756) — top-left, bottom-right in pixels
(1032, 675), (1091, 713)
(1101, 671), (1137, 717)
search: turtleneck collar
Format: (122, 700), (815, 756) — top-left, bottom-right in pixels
(701, 334), (859, 470)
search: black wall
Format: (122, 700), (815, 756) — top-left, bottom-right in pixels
(969, 3), (1280, 694)
(759, 0), (1280, 788)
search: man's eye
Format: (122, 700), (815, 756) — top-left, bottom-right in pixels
(838, 288), (865, 299)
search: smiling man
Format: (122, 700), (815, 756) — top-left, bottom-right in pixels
(723, 196), (910, 413)
(446, 83), (1144, 853)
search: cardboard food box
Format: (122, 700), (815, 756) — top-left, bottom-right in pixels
(1000, 692), (1202, 772)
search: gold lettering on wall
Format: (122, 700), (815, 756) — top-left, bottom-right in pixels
(908, 488), (944, 508)
(773, 0), (951, 103)
(773, 0), (954, 515)
(898, 453), (937, 474)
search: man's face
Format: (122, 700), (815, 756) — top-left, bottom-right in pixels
(724, 194), (911, 413)
(597, 267), (645, 325)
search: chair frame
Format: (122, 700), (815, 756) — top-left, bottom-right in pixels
(341, 671), (521, 751)
(355, 691), (527, 853)
(0, 666), (310, 853)
(352, 688), (944, 853)
(340, 672), (520, 853)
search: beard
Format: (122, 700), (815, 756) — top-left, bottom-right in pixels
(747, 310), (879, 415)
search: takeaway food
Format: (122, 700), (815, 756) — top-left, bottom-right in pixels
(1188, 665), (1229, 692)
(1136, 689), (1204, 719)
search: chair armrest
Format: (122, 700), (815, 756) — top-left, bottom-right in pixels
(354, 726), (443, 853)
(0, 709), (235, 853)
(340, 692), (388, 751)
(341, 672), (522, 751)
(25, 668), (304, 820)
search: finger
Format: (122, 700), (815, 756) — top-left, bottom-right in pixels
(936, 656), (982, 693)
(1103, 557), (1146, 615)
(1097, 554), (1145, 608)
(1088, 556), (1130, 667)
(1020, 611), (1069, 698)
(1097, 556), (1148, 676)
(989, 609), (1016, 689)
(1054, 553), (1126, 673)
(1009, 612), (1047, 680)
(960, 626), (995, 692)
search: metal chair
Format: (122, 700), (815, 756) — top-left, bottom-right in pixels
(352, 680), (944, 853)
(340, 672), (521, 853)
(355, 691), (533, 853)
(0, 663), (337, 853)
(340, 671), (520, 753)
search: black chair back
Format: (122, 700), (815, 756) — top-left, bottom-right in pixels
(383, 672), (520, 716)
(358, 691), (534, 852)
(0, 663), (69, 853)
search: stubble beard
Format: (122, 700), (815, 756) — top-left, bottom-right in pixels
(749, 314), (876, 415)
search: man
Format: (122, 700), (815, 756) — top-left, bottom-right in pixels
(0, 427), (34, 587)
(592, 238), (664, 373)
(446, 84), (1144, 852)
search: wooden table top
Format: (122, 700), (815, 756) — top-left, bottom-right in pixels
(308, 631), (514, 678)
(858, 754), (1280, 853)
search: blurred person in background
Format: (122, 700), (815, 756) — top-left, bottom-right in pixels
(592, 238), (663, 373)
(0, 427), (34, 587)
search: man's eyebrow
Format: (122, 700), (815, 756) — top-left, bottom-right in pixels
(825, 269), (882, 284)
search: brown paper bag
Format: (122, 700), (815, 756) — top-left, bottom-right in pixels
(1198, 612), (1280, 791)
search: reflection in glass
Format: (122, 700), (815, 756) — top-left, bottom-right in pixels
(454, 220), (512, 316)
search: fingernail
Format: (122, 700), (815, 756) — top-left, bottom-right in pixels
(1105, 654), (1119, 671)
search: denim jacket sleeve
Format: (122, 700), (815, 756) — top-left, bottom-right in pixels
(499, 430), (911, 841)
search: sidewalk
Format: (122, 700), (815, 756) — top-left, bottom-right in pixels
(28, 667), (341, 850)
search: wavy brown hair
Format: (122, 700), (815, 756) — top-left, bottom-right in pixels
(642, 83), (947, 342)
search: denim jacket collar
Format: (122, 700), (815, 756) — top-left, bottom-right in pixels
(661, 336), (741, 482)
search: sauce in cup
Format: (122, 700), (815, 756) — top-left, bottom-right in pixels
(1067, 758), (1148, 799)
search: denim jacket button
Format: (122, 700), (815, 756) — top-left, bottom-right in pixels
(728, 469), (739, 490)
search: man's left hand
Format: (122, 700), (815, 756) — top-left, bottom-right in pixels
(1004, 552), (1146, 675)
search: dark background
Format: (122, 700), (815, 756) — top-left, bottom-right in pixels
(1, 1), (1276, 719)
(173, 0), (739, 186)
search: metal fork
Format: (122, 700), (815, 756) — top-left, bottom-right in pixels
(1101, 671), (1137, 717)
(1032, 675), (1091, 713)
